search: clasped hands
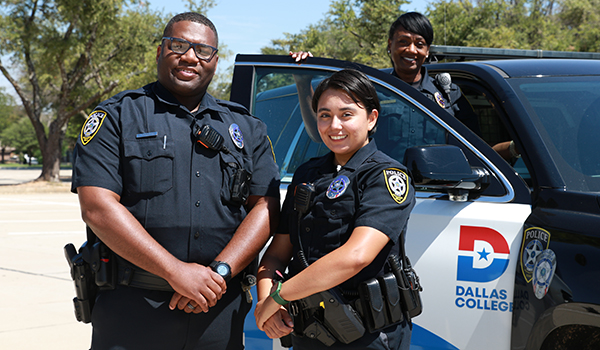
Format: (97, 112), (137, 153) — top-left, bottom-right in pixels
(168, 262), (227, 314)
(254, 280), (294, 339)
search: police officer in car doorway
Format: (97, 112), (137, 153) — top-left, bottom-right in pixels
(70, 12), (280, 350)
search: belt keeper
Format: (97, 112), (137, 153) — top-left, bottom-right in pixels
(120, 267), (133, 286)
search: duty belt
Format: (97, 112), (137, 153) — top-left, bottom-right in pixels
(117, 263), (174, 292)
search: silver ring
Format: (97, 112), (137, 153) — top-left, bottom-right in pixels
(187, 303), (195, 310)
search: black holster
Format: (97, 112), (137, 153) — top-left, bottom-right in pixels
(289, 288), (365, 346)
(389, 254), (423, 319)
(64, 242), (97, 324)
(64, 226), (118, 323)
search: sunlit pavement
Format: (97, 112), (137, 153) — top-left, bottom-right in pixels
(0, 183), (91, 349)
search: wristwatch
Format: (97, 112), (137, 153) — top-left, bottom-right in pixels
(209, 261), (231, 282)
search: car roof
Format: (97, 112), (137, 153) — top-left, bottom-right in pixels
(427, 59), (600, 78)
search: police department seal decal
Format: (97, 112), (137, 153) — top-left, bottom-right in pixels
(384, 168), (409, 204)
(327, 175), (350, 199)
(533, 249), (556, 299)
(434, 92), (446, 108)
(519, 227), (551, 283)
(81, 110), (106, 145)
(229, 123), (244, 149)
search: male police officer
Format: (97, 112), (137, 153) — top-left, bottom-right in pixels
(71, 12), (280, 350)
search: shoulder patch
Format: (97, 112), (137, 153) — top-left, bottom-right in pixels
(434, 91), (447, 108)
(383, 168), (409, 204)
(81, 110), (106, 145)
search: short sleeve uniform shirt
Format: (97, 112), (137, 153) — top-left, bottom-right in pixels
(71, 81), (280, 265)
(279, 141), (415, 291)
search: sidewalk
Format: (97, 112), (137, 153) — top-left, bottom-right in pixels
(0, 169), (91, 349)
(0, 167), (72, 186)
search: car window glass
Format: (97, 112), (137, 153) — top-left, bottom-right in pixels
(458, 82), (532, 186)
(374, 87), (447, 163)
(511, 77), (600, 192)
(252, 69), (331, 181)
(251, 66), (506, 197)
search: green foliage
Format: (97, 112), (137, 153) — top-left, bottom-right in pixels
(0, 0), (218, 180)
(0, 89), (20, 135)
(262, 0), (600, 68)
(0, 116), (39, 158)
(426, 0), (600, 52)
(262, 0), (408, 68)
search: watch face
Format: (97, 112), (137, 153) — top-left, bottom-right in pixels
(216, 264), (229, 276)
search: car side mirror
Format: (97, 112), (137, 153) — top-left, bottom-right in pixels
(404, 145), (490, 201)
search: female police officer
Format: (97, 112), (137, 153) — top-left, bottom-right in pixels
(254, 69), (416, 349)
(291, 12), (479, 141)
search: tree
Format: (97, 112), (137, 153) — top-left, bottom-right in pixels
(425, 0), (600, 52)
(0, 89), (21, 163)
(262, 0), (408, 68)
(261, 0), (599, 68)
(0, 0), (219, 182)
(1, 116), (40, 164)
(0, 0), (166, 181)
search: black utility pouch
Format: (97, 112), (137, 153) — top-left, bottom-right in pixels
(378, 273), (403, 324)
(358, 277), (387, 332)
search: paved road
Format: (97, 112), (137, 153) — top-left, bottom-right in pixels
(0, 181), (92, 349)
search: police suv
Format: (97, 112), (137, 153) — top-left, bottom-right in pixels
(231, 47), (600, 350)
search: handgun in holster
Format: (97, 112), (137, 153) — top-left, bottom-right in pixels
(64, 227), (117, 323)
(64, 242), (97, 323)
(290, 288), (365, 346)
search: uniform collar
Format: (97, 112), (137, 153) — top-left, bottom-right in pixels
(150, 82), (229, 116)
(417, 66), (440, 95)
(342, 139), (378, 171)
(391, 66), (437, 95)
(150, 81), (182, 106)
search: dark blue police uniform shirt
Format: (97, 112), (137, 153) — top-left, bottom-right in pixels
(279, 140), (415, 290)
(71, 81), (280, 265)
(392, 66), (481, 135)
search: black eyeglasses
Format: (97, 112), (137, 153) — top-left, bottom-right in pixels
(162, 37), (218, 62)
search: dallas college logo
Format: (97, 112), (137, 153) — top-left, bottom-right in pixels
(457, 226), (510, 282)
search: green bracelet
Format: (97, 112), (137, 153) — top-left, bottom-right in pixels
(269, 281), (289, 305)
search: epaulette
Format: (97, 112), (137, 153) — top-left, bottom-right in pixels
(99, 85), (149, 108)
(215, 98), (251, 116)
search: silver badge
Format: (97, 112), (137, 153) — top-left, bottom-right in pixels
(519, 227), (551, 283)
(327, 175), (350, 199)
(532, 249), (556, 299)
(229, 123), (244, 149)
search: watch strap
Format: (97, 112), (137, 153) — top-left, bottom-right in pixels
(269, 280), (289, 305)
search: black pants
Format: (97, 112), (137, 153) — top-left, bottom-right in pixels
(291, 319), (411, 350)
(90, 283), (250, 350)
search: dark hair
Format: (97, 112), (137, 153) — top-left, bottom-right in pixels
(163, 12), (219, 47)
(311, 69), (380, 136)
(388, 12), (433, 46)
